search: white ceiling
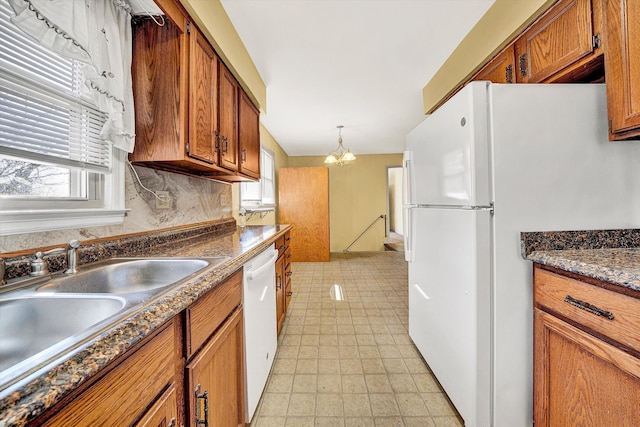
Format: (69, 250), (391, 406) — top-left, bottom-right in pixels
(220, 0), (495, 157)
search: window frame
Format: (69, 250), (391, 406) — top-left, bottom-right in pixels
(0, 3), (127, 236)
(240, 146), (276, 211)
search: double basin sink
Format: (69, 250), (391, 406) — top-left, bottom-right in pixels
(0, 257), (226, 394)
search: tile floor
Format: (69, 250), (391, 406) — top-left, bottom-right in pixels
(250, 252), (463, 427)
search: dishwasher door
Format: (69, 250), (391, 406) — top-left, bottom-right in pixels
(243, 247), (279, 422)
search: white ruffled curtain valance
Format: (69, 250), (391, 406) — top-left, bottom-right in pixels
(8, 0), (135, 153)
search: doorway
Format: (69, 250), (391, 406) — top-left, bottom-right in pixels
(385, 166), (404, 252)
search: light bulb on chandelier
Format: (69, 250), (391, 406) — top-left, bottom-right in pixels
(324, 125), (356, 166)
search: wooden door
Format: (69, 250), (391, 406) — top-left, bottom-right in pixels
(218, 64), (239, 171)
(534, 308), (640, 426)
(238, 90), (260, 178)
(186, 308), (245, 427)
(515, 0), (596, 83)
(603, 0), (640, 139)
(279, 167), (330, 262)
(188, 25), (218, 165)
(473, 46), (516, 83)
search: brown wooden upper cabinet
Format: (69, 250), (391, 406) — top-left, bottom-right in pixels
(514, 0), (603, 83)
(218, 64), (240, 172)
(473, 45), (516, 83)
(603, 0), (640, 140)
(130, 0), (260, 181)
(238, 90), (261, 179)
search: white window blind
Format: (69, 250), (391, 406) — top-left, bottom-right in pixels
(241, 147), (276, 208)
(0, 2), (111, 173)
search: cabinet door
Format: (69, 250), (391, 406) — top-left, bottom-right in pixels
(473, 45), (516, 83)
(238, 90), (261, 179)
(604, 0), (640, 139)
(515, 0), (597, 82)
(275, 254), (285, 334)
(135, 385), (179, 427)
(131, 0), (189, 163)
(188, 25), (219, 165)
(534, 309), (640, 426)
(218, 65), (239, 171)
(186, 308), (245, 427)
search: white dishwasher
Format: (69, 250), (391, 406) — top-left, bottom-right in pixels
(243, 247), (279, 422)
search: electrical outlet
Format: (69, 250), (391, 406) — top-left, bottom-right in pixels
(155, 190), (171, 209)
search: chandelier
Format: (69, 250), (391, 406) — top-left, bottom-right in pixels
(324, 125), (356, 166)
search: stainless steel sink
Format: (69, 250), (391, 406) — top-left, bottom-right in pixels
(38, 257), (217, 294)
(0, 256), (227, 395)
(0, 295), (125, 374)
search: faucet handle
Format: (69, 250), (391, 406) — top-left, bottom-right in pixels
(30, 247), (65, 277)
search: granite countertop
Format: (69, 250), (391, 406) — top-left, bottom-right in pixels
(521, 229), (640, 292)
(0, 222), (291, 427)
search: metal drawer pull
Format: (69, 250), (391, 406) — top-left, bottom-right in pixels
(564, 295), (615, 320)
(195, 385), (209, 426)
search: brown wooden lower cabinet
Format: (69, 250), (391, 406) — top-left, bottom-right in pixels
(533, 265), (640, 426)
(40, 318), (182, 427)
(186, 308), (245, 427)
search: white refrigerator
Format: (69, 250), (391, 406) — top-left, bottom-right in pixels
(403, 81), (640, 427)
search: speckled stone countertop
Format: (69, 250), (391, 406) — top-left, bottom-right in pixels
(521, 229), (640, 292)
(0, 220), (291, 427)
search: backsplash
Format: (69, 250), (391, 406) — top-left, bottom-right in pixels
(0, 165), (232, 254)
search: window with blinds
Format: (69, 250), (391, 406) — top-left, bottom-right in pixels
(0, 2), (110, 200)
(240, 147), (276, 209)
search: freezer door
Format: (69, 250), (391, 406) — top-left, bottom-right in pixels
(408, 207), (491, 427)
(405, 81), (490, 206)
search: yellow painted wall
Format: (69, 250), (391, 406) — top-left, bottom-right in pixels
(423, 0), (556, 114)
(179, 0), (266, 112)
(288, 154), (403, 252)
(231, 124), (289, 226)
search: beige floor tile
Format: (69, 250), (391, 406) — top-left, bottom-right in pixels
(364, 374), (393, 393)
(432, 416), (464, 427)
(341, 374), (368, 393)
(319, 345), (340, 359)
(316, 393), (344, 416)
(318, 358), (341, 374)
(387, 374), (418, 393)
(373, 417), (404, 427)
(316, 417), (346, 427)
(317, 374), (342, 393)
(383, 359), (408, 374)
(378, 345), (402, 359)
(278, 345), (300, 359)
(258, 393), (290, 416)
(412, 374), (441, 393)
(339, 345), (360, 359)
(285, 416), (315, 427)
(344, 417), (375, 427)
(299, 345), (320, 359)
(253, 416), (287, 427)
(403, 417), (436, 427)
(266, 374), (294, 393)
(340, 359), (363, 374)
(403, 358), (430, 374)
(296, 359), (319, 374)
(369, 394), (400, 416)
(361, 359), (386, 374)
(396, 393), (429, 416)
(319, 334), (339, 346)
(288, 393), (317, 416)
(343, 393), (372, 417)
(301, 334), (321, 346)
(422, 393), (457, 416)
(338, 335), (358, 346)
(293, 374), (318, 393)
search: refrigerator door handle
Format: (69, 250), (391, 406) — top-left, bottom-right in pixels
(402, 151), (414, 206)
(403, 206), (414, 262)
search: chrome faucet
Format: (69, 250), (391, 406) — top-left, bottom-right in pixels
(29, 240), (81, 277)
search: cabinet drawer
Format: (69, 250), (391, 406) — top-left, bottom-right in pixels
(275, 235), (286, 257)
(186, 268), (242, 358)
(534, 267), (640, 351)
